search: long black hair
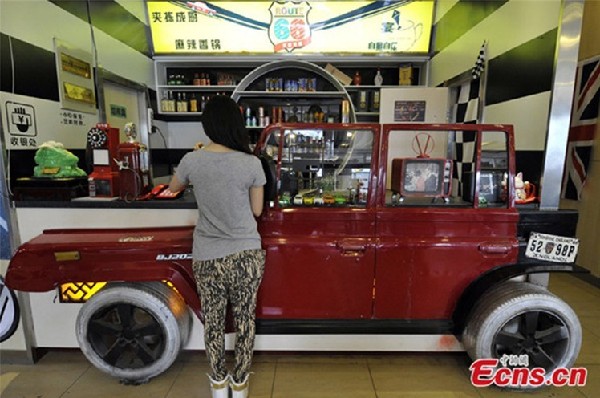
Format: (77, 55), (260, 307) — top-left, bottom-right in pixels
(201, 95), (251, 154)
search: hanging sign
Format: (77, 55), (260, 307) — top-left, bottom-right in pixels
(147, 1), (433, 55)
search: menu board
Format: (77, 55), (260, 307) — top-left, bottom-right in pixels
(147, 1), (433, 55)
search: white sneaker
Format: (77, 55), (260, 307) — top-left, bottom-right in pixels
(207, 374), (229, 398)
(229, 374), (249, 398)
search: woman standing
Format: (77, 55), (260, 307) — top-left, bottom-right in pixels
(169, 95), (266, 398)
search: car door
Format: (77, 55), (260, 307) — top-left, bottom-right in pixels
(256, 124), (380, 319)
(373, 124), (520, 321)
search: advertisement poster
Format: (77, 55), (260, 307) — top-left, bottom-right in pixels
(147, 1), (433, 55)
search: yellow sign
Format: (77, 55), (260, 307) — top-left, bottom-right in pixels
(147, 1), (433, 55)
(60, 53), (91, 79)
(63, 82), (95, 104)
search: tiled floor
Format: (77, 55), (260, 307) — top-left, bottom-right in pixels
(1, 273), (598, 398)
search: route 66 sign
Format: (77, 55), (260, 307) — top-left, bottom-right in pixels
(268, 1), (312, 53)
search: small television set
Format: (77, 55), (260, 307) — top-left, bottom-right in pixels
(463, 170), (504, 203)
(391, 158), (452, 197)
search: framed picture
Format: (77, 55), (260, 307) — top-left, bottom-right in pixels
(394, 100), (426, 122)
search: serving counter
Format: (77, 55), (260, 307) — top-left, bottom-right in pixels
(10, 191), (462, 353)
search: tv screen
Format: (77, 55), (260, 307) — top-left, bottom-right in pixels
(391, 158), (452, 197)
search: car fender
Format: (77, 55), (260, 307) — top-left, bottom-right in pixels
(7, 252), (202, 320)
(452, 261), (583, 335)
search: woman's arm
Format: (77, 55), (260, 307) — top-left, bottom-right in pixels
(250, 185), (264, 217)
(168, 174), (187, 193)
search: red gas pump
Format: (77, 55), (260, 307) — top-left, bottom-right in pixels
(116, 123), (149, 201)
(87, 124), (120, 197)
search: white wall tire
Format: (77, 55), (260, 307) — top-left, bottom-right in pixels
(463, 281), (582, 389)
(76, 282), (191, 384)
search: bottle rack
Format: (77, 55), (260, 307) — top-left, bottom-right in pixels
(154, 57), (427, 121)
(232, 60), (357, 132)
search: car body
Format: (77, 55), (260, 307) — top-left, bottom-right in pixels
(5, 123), (583, 385)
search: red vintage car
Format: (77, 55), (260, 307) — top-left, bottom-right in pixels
(6, 123), (582, 387)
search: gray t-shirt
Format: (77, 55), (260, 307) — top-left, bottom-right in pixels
(175, 149), (266, 261)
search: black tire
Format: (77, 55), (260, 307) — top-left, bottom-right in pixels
(76, 282), (191, 384)
(0, 276), (20, 343)
(463, 281), (582, 388)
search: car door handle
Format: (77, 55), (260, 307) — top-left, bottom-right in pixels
(336, 240), (367, 255)
(479, 243), (512, 254)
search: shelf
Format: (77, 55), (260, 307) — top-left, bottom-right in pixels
(345, 85), (400, 90)
(155, 58), (431, 127)
(158, 85), (236, 91)
(236, 91), (347, 98)
(158, 111), (202, 116)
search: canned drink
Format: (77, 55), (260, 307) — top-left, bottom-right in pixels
(298, 78), (307, 92)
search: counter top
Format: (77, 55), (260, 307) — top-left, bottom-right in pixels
(13, 190), (198, 209)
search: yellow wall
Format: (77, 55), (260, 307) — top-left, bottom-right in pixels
(560, 0), (600, 277)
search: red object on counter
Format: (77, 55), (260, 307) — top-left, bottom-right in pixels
(87, 124), (120, 197)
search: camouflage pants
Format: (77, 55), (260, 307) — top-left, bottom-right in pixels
(193, 249), (265, 383)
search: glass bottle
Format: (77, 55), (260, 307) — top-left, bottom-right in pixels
(353, 71), (362, 86)
(176, 92), (184, 112)
(181, 93), (189, 112)
(374, 68), (383, 86)
(372, 90), (381, 111)
(189, 93), (198, 112)
(160, 91), (169, 112)
(167, 91), (176, 112)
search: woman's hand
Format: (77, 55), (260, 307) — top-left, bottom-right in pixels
(168, 175), (187, 193)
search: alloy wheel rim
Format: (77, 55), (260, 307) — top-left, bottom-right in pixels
(492, 310), (570, 371)
(87, 303), (166, 369)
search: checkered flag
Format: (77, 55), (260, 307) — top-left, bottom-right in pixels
(450, 41), (487, 197)
(472, 41), (486, 80)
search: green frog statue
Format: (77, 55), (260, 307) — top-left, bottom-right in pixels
(33, 141), (87, 178)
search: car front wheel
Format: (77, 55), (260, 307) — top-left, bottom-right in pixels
(76, 282), (191, 384)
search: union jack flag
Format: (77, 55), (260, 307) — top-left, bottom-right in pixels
(562, 56), (599, 200)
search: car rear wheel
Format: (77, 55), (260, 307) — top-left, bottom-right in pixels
(462, 281), (582, 389)
(76, 282), (191, 384)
